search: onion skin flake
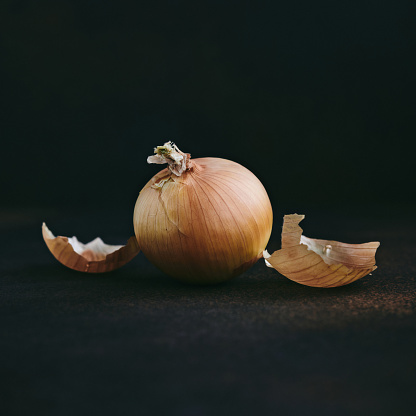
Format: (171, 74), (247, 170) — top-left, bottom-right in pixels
(42, 223), (140, 273)
(264, 214), (380, 288)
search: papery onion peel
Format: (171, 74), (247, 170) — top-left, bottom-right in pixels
(263, 214), (380, 288)
(42, 223), (140, 273)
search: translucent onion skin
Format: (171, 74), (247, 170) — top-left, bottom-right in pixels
(133, 157), (273, 284)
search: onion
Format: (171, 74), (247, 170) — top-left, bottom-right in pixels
(133, 142), (273, 284)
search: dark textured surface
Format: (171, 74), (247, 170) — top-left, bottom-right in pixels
(1, 207), (416, 416)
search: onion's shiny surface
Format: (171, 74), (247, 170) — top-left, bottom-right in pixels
(133, 157), (273, 284)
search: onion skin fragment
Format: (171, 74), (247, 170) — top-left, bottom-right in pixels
(264, 214), (380, 288)
(42, 223), (140, 273)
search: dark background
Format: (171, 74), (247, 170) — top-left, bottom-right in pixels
(1, 0), (415, 214)
(1, 1), (416, 415)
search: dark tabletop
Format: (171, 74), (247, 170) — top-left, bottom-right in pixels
(1, 206), (415, 416)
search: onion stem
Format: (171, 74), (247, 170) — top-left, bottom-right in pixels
(147, 141), (192, 176)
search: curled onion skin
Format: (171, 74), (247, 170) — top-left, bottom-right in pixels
(264, 214), (380, 288)
(133, 157), (273, 284)
(42, 223), (140, 273)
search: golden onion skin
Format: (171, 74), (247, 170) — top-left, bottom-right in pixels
(133, 157), (273, 284)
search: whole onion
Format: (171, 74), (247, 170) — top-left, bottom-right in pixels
(133, 142), (273, 284)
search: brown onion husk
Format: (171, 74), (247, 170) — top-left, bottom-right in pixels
(264, 214), (380, 288)
(42, 223), (140, 273)
(134, 153), (273, 285)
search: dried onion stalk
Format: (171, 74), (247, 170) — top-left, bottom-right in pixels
(264, 214), (380, 287)
(133, 142), (273, 284)
(42, 223), (140, 273)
